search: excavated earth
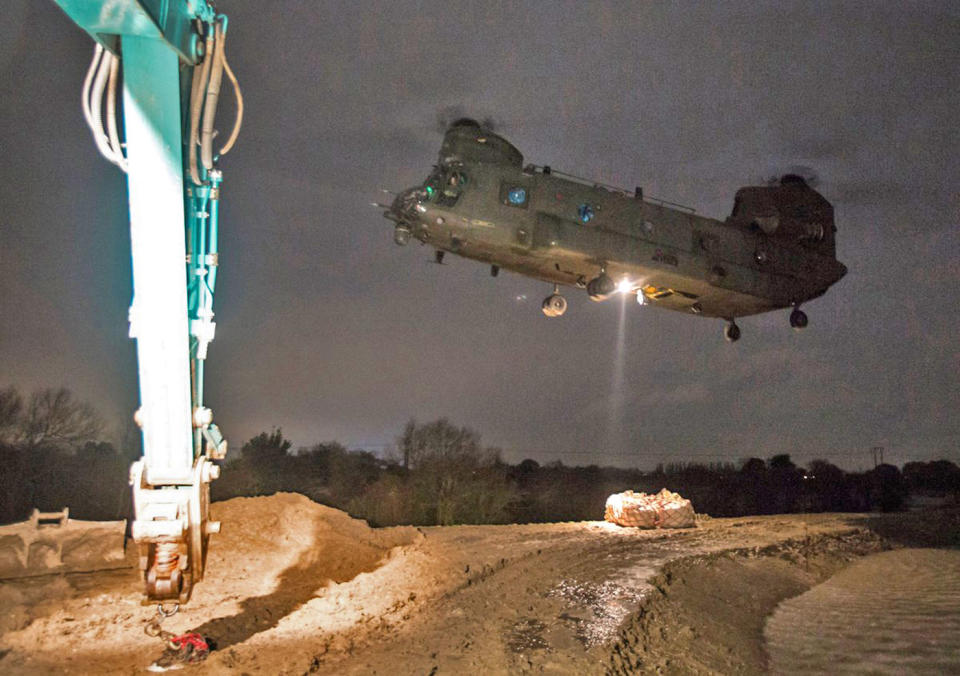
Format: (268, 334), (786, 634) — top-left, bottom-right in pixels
(0, 493), (956, 674)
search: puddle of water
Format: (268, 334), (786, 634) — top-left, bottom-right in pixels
(764, 548), (960, 675)
(548, 579), (644, 647)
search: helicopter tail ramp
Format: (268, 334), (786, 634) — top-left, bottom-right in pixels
(0, 509), (127, 580)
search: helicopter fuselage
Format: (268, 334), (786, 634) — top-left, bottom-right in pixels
(385, 120), (846, 331)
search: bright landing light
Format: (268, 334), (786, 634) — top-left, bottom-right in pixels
(616, 279), (633, 294)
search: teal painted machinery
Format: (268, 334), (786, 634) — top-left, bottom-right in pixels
(51, 0), (243, 603)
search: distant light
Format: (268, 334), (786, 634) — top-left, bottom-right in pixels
(425, 185), (435, 197)
(617, 279), (632, 294)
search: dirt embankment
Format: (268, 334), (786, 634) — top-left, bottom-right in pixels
(2, 495), (952, 675)
(0, 493), (423, 673)
(607, 531), (885, 674)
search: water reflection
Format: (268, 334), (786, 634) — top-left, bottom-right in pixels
(765, 548), (960, 674)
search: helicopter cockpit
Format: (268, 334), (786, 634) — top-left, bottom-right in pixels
(420, 165), (468, 207)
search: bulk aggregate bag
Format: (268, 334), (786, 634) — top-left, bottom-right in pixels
(604, 488), (696, 528)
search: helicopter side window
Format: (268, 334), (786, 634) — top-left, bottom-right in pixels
(500, 181), (529, 208)
(578, 203), (595, 224)
(509, 188), (527, 204)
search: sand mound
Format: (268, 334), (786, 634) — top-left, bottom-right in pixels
(211, 492), (419, 554)
(203, 492), (421, 596)
(183, 493), (423, 649)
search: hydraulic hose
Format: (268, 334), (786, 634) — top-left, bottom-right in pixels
(200, 22), (226, 171)
(189, 32), (214, 185)
(218, 42), (243, 156)
(88, 49), (116, 165)
(105, 51), (127, 170)
(81, 44), (104, 132)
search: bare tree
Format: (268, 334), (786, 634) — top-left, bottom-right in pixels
(0, 386), (23, 444)
(399, 418), (509, 525)
(18, 388), (103, 448)
(398, 418), (490, 470)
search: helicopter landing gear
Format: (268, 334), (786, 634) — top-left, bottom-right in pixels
(724, 320), (741, 342)
(394, 225), (411, 246)
(789, 307), (808, 330)
(542, 286), (567, 317)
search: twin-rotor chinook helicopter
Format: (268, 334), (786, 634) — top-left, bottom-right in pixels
(383, 119), (846, 341)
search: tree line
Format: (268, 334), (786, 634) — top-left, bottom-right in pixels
(2, 386), (958, 526)
(211, 423), (960, 526)
(0, 386), (134, 524)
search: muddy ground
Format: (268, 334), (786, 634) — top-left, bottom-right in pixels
(0, 493), (954, 674)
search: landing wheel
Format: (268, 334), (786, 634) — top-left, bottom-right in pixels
(541, 294), (567, 318)
(789, 308), (808, 330)
(724, 321), (741, 342)
(394, 226), (411, 246)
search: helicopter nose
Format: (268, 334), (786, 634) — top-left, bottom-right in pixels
(387, 187), (419, 222)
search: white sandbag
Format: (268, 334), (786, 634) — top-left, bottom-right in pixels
(604, 488), (696, 529)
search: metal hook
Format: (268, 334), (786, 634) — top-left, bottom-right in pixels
(157, 602), (180, 618)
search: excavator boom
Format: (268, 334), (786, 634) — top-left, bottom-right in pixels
(51, 0), (241, 604)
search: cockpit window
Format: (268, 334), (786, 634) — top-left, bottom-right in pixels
(438, 170), (466, 206)
(423, 168), (466, 207)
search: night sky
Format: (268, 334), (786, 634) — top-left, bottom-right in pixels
(1, 1), (957, 470)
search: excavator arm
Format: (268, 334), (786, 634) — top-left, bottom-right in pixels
(51, 0), (242, 604)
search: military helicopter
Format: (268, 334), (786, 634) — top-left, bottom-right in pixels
(382, 119), (846, 341)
